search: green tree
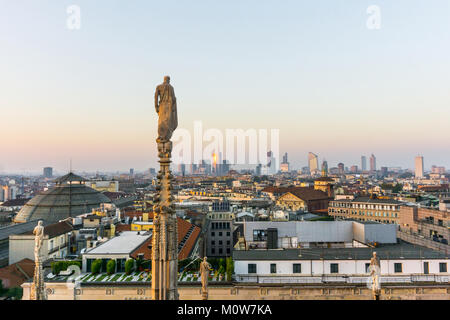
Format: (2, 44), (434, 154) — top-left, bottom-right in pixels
(225, 257), (234, 281)
(219, 258), (225, 270)
(91, 259), (102, 274)
(125, 259), (135, 275)
(106, 260), (116, 275)
(51, 261), (81, 275)
(392, 183), (403, 193)
(6, 287), (23, 300)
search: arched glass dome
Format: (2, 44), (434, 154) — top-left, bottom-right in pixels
(14, 173), (111, 224)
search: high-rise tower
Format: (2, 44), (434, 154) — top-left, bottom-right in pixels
(415, 155), (424, 178)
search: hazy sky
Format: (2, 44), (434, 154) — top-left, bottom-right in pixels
(1, 0), (449, 174)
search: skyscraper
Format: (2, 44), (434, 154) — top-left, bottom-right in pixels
(321, 160), (328, 177)
(361, 156), (367, 172)
(370, 154), (377, 172)
(280, 152), (290, 172)
(337, 163), (345, 175)
(43, 167), (53, 178)
(282, 152), (288, 164)
(308, 152), (319, 176)
(415, 156), (424, 178)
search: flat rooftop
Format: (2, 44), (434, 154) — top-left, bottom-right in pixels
(233, 241), (449, 261)
(86, 231), (151, 255)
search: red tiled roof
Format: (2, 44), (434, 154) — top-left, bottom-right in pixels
(115, 224), (132, 232)
(0, 258), (34, 288)
(264, 186), (329, 201)
(21, 221), (73, 238)
(130, 218), (201, 261)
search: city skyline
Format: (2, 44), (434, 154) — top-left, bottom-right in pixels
(0, 153), (446, 176)
(1, 1), (450, 172)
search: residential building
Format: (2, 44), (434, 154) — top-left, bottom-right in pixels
(272, 187), (330, 213)
(328, 197), (402, 224)
(233, 220), (449, 284)
(9, 220), (73, 265)
(207, 201), (234, 258)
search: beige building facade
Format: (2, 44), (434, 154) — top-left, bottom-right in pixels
(21, 282), (450, 300)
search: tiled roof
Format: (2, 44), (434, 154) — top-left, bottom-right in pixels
(287, 188), (330, 201)
(0, 198), (31, 207)
(130, 218), (201, 261)
(21, 220), (73, 238)
(115, 224), (132, 232)
(268, 187), (329, 201)
(0, 258), (34, 288)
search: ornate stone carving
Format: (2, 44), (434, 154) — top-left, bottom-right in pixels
(151, 76), (179, 300)
(200, 257), (212, 300)
(368, 252), (381, 300)
(30, 220), (47, 300)
(155, 76), (178, 142)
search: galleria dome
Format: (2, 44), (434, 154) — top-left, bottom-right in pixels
(14, 172), (112, 224)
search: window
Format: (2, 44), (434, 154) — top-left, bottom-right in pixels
(211, 232), (215, 237)
(211, 248), (215, 254)
(253, 230), (267, 241)
(226, 232), (230, 237)
(219, 232), (223, 237)
(439, 263), (447, 273)
(248, 264), (257, 273)
(270, 264), (277, 274)
(219, 240), (223, 245)
(365, 263), (370, 273)
(219, 248), (223, 254)
(293, 264), (301, 274)
(211, 241), (215, 246)
(226, 248), (230, 254)
(394, 263), (402, 273)
(226, 240), (230, 245)
(424, 262), (429, 274)
(330, 263), (339, 274)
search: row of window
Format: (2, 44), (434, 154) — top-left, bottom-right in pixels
(330, 208), (398, 218)
(211, 231), (231, 237)
(253, 230), (267, 241)
(211, 240), (231, 246)
(211, 222), (231, 230)
(210, 247), (231, 255)
(331, 202), (399, 211)
(247, 262), (448, 274)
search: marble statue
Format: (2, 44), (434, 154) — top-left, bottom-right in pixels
(152, 76), (179, 300)
(155, 76), (178, 142)
(31, 220), (46, 300)
(200, 257), (212, 300)
(369, 252), (381, 299)
(33, 220), (44, 260)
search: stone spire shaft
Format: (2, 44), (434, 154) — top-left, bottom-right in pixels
(151, 140), (179, 300)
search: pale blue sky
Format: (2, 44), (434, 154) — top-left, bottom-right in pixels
(1, 1), (449, 173)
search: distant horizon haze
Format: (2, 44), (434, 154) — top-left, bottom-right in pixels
(1, 1), (449, 173)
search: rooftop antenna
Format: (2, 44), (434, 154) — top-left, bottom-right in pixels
(69, 158), (73, 218)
